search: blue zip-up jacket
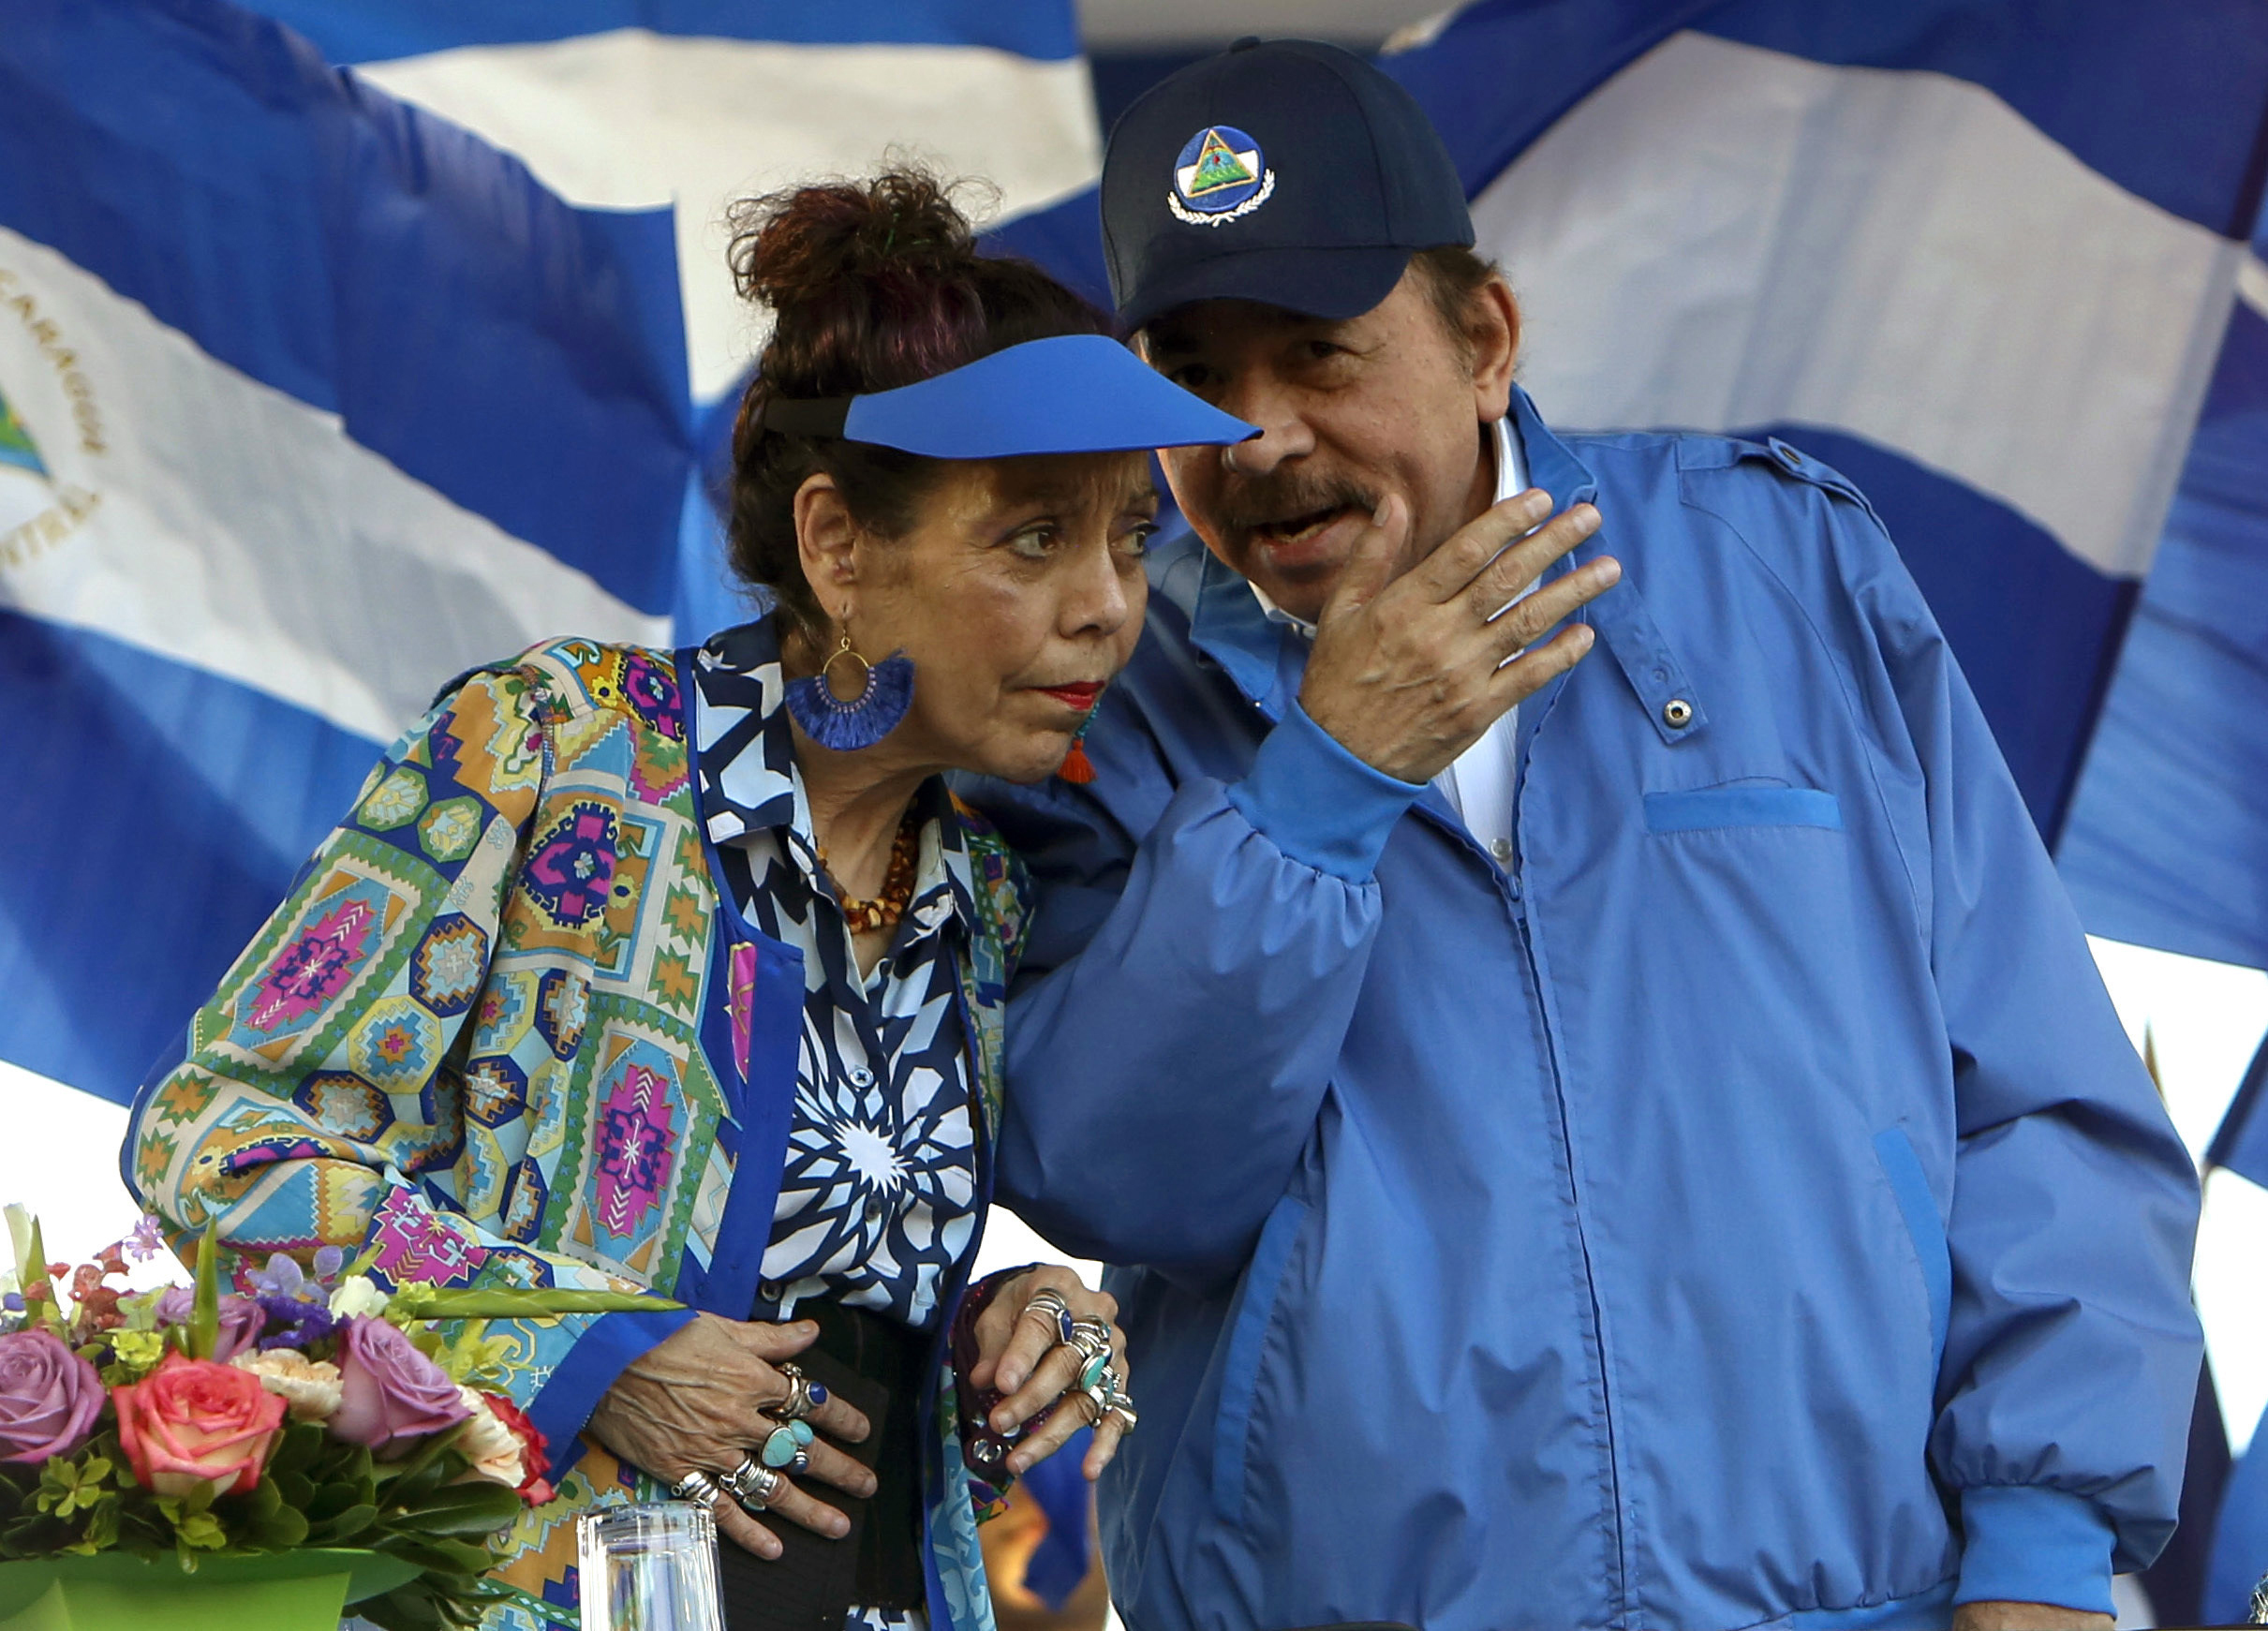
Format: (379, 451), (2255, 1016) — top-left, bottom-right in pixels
(965, 390), (2201, 1631)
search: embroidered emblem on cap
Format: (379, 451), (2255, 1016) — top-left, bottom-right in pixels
(1168, 126), (1274, 226)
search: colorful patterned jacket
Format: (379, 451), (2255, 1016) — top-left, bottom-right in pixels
(124, 631), (1030, 1631)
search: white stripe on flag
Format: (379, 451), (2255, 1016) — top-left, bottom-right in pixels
(1477, 31), (2235, 578)
(0, 224), (668, 745)
(355, 33), (1104, 402)
(2239, 252), (2268, 323)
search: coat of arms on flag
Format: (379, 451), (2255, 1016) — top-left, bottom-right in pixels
(0, 383), (40, 474)
(0, 380), (54, 538)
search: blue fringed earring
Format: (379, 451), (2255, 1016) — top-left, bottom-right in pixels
(785, 629), (915, 750)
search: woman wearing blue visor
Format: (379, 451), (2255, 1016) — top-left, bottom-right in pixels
(125, 170), (1252, 1631)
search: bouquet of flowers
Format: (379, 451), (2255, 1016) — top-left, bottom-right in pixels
(0, 1208), (674, 1630)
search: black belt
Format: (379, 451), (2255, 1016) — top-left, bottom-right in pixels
(716, 1299), (929, 1631)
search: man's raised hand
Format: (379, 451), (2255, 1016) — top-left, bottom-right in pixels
(1297, 489), (1618, 785)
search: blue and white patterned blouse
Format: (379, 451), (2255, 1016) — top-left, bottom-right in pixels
(689, 623), (982, 1334)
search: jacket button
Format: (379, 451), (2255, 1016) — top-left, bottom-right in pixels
(1490, 838), (1515, 867)
(1662, 698), (1694, 729)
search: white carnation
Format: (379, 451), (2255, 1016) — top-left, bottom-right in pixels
(230, 1349), (344, 1421)
(452, 1386), (526, 1490)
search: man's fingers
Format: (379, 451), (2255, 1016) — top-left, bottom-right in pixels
(1318, 494), (1408, 624)
(1464, 502), (1602, 620)
(1485, 621), (1598, 702)
(711, 1491), (783, 1561)
(1484, 555), (1620, 660)
(1411, 490), (1551, 603)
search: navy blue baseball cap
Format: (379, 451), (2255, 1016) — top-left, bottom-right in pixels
(1101, 37), (1475, 333)
(760, 334), (1256, 458)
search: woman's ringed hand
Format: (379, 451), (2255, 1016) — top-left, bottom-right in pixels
(585, 1312), (875, 1559)
(968, 1266), (1132, 1479)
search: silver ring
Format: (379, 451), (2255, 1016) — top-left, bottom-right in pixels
(771, 1361), (827, 1422)
(1021, 1287), (1073, 1333)
(671, 1469), (724, 1505)
(1064, 1316), (1112, 1363)
(1080, 1365), (1135, 1434)
(720, 1458), (783, 1512)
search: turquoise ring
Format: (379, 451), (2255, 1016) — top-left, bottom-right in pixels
(760, 1418), (815, 1472)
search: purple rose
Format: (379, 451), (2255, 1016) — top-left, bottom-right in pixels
(0, 1330), (103, 1463)
(329, 1316), (469, 1456)
(152, 1289), (268, 1361)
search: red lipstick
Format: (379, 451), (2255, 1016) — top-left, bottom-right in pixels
(1036, 681), (1104, 711)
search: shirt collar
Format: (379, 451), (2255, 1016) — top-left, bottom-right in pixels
(1245, 414), (1527, 640)
(691, 615), (973, 937)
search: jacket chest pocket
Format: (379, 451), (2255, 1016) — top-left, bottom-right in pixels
(1643, 785), (1842, 834)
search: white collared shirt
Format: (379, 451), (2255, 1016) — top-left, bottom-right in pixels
(1252, 416), (1530, 864)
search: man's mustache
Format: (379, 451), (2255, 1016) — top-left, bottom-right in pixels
(1215, 474), (1379, 532)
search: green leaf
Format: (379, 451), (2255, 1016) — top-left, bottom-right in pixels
(188, 1227), (220, 1361)
(393, 1483), (522, 1535)
(267, 1421), (323, 1477)
(173, 1508), (226, 1550)
(358, 1582), (448, 1631)
(248, 1503), (310, 1548)
(273, 1469), (315, 1509)
(82, 1503), (117, 1549)
(404, 1288), (682, 1319)
(307, 1501), (378, 1543)
(244, 1475), (282, 1517)
(24, 1217), (66, 1340)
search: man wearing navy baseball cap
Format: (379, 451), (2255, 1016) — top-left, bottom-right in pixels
(968, 38), (2198, 1631)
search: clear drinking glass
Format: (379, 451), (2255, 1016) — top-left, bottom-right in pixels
(577, 1500), (726, 1631)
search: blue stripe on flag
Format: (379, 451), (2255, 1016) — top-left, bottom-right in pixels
(240, 0), (1081, 65)
(1744, 425), (2135, 836)
(1382, 1), (2268, 237)
(1699, 0), (2268, 237)
(0, 611), (380, 1104)
(0, 0), (693, 613)
(2059, 295), (2268, 960)
(983, 190), (1112, 313)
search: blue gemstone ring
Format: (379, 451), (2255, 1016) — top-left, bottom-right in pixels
(772, 1362), (828, 1421)
(1020, 1286), (1075, 1344)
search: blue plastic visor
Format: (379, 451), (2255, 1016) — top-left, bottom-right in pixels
(764, 334), (1257, 458)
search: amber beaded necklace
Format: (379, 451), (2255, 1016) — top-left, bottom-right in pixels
(817, 807), (921, 935)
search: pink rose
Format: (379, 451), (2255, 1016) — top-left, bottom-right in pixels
(111, 1354), (285, 1497)
(329, 1316), (469, 1456)
(0, 1330), (103, 1463)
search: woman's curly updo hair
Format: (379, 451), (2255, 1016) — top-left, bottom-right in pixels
(724, 169), (1112, 636)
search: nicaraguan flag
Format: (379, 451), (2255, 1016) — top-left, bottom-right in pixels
(0, 0), (1101, 1105)
(2058, 218), (2268, 971)
(1375, 2), (2268, 843)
